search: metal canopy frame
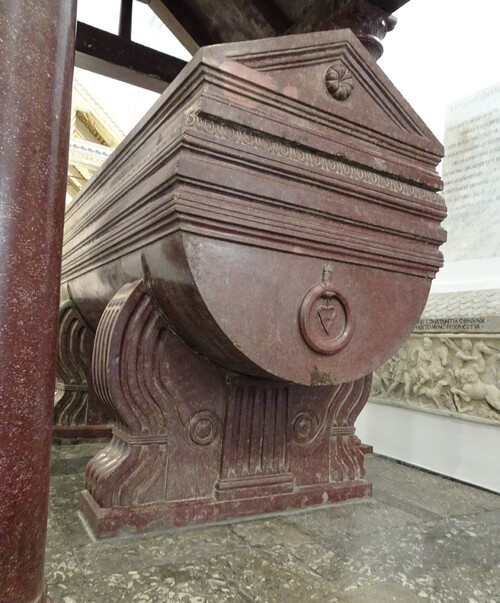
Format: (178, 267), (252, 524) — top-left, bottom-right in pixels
(75, 0), (410, 90)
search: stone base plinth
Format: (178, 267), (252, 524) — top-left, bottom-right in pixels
(81, 481), (371, 538)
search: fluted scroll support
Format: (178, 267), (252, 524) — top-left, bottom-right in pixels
(54, 285), (111, 440)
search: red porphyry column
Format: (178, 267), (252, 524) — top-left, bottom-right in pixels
(0, 1), (76, 601)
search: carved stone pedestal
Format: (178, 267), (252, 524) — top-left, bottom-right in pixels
(54, 285), (111, 440)
(81, 280), (371, 537)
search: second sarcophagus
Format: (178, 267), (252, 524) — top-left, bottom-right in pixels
(59, 31), (446, 536)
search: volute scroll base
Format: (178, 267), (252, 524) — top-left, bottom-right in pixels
(54, 285), (112, 441)
(82, 279), (373, 537)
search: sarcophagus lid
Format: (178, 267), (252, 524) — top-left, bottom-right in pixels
(62, 30), (446, 386)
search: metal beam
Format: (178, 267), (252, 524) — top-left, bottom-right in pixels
(119, 0), (134, 39)
(151, 0), (215, 47)
(75, 21), (187, 93)
(142, 0), (199, 55)
(250, 0), (292, 34)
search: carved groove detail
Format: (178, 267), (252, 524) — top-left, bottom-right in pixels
(329, 376), (371, 482)
(217, 384), (293, 498)
(222, 385), (289, 480)
(55, 294), (109, 431)
(291, 374), (371, 482)
(87, 280), (223, 508)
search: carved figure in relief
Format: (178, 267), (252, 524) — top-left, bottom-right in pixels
(445, 338), (497, 381)
(468, 341), (500, 385)
(451, 367), (500, 413)
(449, 339), (477, 374)
(441, 337), (500, 416)
(449, 338), (475, 378)
(468, 341), (492, 374)
(410, 336), (448, 388)
(371, 356), (392, 396)
(484, 347), (500, 385)
(413, 379), (454, 411)
(372, 334), (500, 423)
(385, 347), (411, 401)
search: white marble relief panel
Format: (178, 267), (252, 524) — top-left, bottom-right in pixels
(371, 334), (500, 425)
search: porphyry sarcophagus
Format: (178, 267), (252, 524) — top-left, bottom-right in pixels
(60, 31), (446, 536)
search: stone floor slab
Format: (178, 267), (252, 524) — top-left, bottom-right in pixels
(45, 443), (500, 603)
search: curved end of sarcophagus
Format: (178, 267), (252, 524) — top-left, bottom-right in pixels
(144, 233), (436, 385)
(61, 29), (446, 386)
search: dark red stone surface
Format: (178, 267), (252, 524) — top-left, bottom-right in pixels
(358, 441), (375, 455)
(61, 31), (445, 535)
(54, 284), (112, 441)
(289, 0), (398, 60)
(149, 0), (407, 60)
(0, 1), (76, 601)
(83, 280), (372, 537)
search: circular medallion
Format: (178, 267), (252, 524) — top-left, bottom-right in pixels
(299, 266), (354, 355)
(292, 410), (319, 444)
(186, 410), (220, 446)
(325, 61), (354, 101)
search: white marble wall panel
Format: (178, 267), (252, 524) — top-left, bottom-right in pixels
(441, 82), (500, 261)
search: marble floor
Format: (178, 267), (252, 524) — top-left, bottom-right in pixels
(46, 443), (500, 603)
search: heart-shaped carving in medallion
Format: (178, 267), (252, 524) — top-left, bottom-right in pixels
(318, 304), (336, 335)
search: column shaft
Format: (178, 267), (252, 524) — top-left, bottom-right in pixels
(0, 1), (76, 601)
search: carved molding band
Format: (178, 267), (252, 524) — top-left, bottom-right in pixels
(299, 263), (354, 354)
(185, 114), (441, 205)
(112, 427), (169, 446)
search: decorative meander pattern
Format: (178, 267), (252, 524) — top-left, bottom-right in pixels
(185, 114), (443, 205)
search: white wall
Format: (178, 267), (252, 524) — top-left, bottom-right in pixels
(361, 252), (500, 491)
(356, 402), (500, 492)
(356, 1), (500, 493)
(431, 258), (500, 293)
(359, 254), (500, 491)
(379, 0), (500, 142)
